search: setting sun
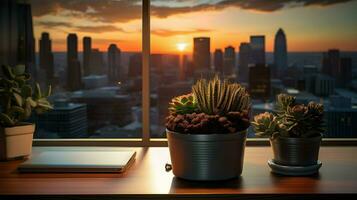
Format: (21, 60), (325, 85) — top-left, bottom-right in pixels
(176, 43), (187, 52)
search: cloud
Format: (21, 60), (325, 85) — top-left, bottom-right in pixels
(74, 25), (125, 33)
(152, 28), (211, 37)
(36, 20), (126, 34)
(30, 0), (353, 23)
(36, 21), (72, 28)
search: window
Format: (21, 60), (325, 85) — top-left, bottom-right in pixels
(1, 0), (356, 144)
(150, 0), (357, 139)
(1, 0), (143, 139)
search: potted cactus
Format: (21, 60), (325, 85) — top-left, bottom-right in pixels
(166, 76), (251, 180)
(0, 65), (52, 160)
(252, 94), (325, 175)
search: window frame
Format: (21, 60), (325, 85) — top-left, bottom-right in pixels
(33, 0), (357, 147)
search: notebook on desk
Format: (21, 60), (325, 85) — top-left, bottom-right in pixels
(18, 150), (136, 173)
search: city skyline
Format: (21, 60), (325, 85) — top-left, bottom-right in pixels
(30, 0), (357, 53)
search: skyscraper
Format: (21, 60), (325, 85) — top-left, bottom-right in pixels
(83, 36), (92, 76)
(250, 35), (265, 65)
(274, 28), (287, 78)
(67, 33), (82, 91)
(128, 53), (142, 78)
(339, 57), (352, 88)
(238, 42), (251, 82)
(108, 44), (121, 84)
(224, 46), (236, 75)
(1, 1), (36, 78)
(322, 49), (340, 76)
(90, 49), (105, 75)
(193, 37), (210, 74)
(39, 32), (54, 82)
(214, 49), (223, 74)
(249, 64), (271, 100)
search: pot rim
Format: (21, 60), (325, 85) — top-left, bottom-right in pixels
(166, 128), (247, 142)
(270, 135), (322, 143)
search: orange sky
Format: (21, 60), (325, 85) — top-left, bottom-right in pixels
(32, 0), (357, 53)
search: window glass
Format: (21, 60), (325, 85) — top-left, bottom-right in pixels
(0, 0), (142, 138)
(150, 0), (357, 138)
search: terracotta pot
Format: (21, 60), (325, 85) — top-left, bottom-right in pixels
(0, 124), (35, 160)
(270, 136), (322, 166)
(167, 129), (247, 181)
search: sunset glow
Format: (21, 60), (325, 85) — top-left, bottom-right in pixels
(177, 43), (188, 52)
(30, 0), (357, 53)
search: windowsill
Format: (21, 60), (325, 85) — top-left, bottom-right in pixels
(32, 138), (357, 147)
(1, 146), (357, 199)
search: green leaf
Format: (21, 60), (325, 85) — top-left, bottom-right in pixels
(23, 100), (32, 119)
(46, 85), (52, 97)
(9, 106), (25, 116)
(34, 83), (42, 99)
(0, 113), (14, 127)
(13, 93), (23, 106)
(13, 65), (25, 75)
(26, 97), (37, 107)
(21, 84), (32, 97)
(1, 65), (15, 80)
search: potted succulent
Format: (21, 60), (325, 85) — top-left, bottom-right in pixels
(166, 76), (251, 181)
(0, 65), (52, 160)
(252, 94), (325, 175)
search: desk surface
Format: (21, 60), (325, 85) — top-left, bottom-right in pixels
(1, 146), (357, 198)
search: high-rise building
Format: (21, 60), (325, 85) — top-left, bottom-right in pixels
(250, 35), (265, 65)
(193, 37), (210, 74)
(238, 42), (251, 82)
(83, 36), (91, 76)
(36, 100), (88, 138)
(274, 28), (287, 78)
(0, 1), (36, 78)
(128, 53), (142, 78)
(321, 49), (352, 88)
(224, 46), (236, 75)
(39, 32), (54, 82)
(315, 74), (335, 97)
(249, 64), (271, 100)
(67, 33), (82, 91)
(322, 49), (340, 76)
(108, 44), (121, 84)
(339, 57), (352, 88)
(71, 88), (133, 134)
(90, 48), (105, 75)
(214, 49), (223, 74)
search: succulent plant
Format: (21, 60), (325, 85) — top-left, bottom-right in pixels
(192, 75), (250, 115)
(275, 93), (296, 115)
(0, 65), (53, 127)
(168, 93), (198, 114)
(166, 76), (251, 134)
(252, 94), (325, 138)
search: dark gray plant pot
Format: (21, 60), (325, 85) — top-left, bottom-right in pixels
(166, 129), (247, 181)
(270, 136), (322, 166)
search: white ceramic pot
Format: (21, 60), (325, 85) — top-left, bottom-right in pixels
(0, 124), (35, 160)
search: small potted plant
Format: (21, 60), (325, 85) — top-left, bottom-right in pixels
(0, 65), (52, 160)
(252, 94), (325, 175)
(166, 76), (251, 180)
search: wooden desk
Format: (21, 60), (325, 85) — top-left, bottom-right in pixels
(1, 147), (357, 199)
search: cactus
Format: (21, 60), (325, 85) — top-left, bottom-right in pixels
(168, 93), (198, 114)
(192, 75), (250, 115)
(0, 65), (53, 127)
(166, 76), (251, 134)
(252, 94), (325, 138)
